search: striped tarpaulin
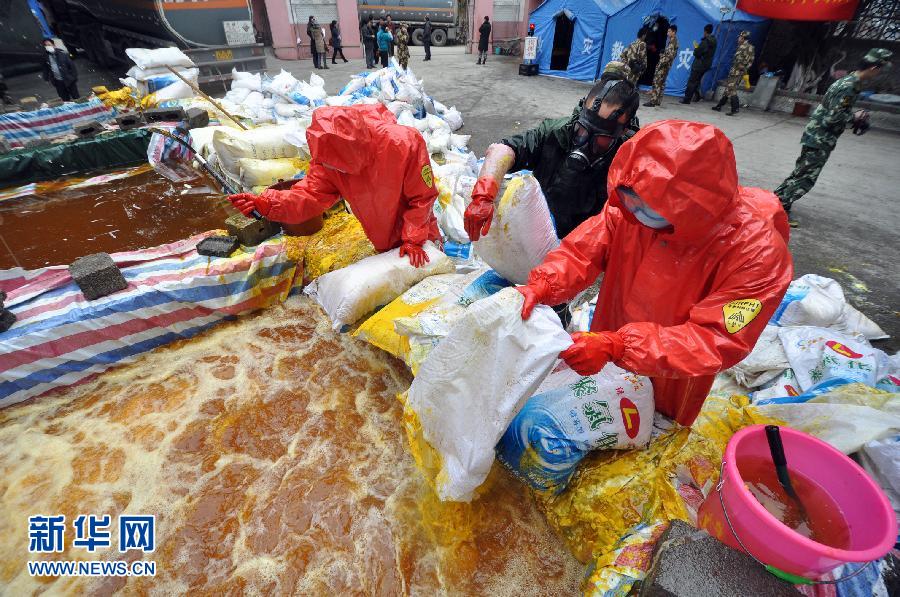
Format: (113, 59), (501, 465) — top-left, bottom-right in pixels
(0, 99), (115, 145)
(0, 233), (301, 408)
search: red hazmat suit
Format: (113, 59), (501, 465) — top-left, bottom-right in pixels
(258, 104), (440, 252)
(526, 120), (793, 425)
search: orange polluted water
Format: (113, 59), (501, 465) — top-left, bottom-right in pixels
(0, 169), (227, 269)
(0, 298), (583, 594)
(738, 456), (852, 549)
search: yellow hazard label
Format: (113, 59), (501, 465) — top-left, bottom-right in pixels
(722, 299), (762, 334)
(421, 165), (433, 188)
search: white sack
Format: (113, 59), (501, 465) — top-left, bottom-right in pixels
(212, 125), (302, 174)
(405, 288), (572, 501)
(126, 47), (194, 70)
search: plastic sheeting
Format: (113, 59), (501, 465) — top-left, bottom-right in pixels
(0, 98), (115, 146)
(0, 129), (151, 187)
(529, 0), (767, 95)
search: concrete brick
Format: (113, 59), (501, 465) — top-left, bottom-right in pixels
(196, 235), (239, 258)
(23, 137), (51, 149)
(0, 135), (10, 155)
(69, 253), (128, 301)
(115, 112), (144, 130)
(74, 120), (104, 138)
(640, 521), (802, 597)
(0, 289), (6, 306)
(143, 106), (186, 123)
(0, 309), (15, 333)
(225, 213), (281, 246)
(184, 107), (209, 130)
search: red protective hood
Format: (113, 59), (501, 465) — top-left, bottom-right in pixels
(608, 120), (738, 243)
(306, 104), (397, 174)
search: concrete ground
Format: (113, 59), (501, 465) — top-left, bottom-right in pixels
(7, 47), (899, 349)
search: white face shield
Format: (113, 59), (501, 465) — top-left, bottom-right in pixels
(617, 186), (671, 229)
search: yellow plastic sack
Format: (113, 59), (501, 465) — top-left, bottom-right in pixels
(238, 157), (309, 188)
(535, 394), (783, 595)
(742, 74), (751, 89)
(303, 210), (376, 281)
(353, 273), (464, 361)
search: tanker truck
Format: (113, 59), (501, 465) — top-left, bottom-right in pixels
(3, 0), (265, 85)
(357, 0), (458, 46)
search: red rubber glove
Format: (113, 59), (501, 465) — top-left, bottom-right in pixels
(464, 177), (500, 242)
(516, 278), (550, 320)
(228, 192), (271, 217)
(399, 242), (429, 268)
(560, 331), (625, 376)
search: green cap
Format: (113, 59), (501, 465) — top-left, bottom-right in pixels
(602, 60), (632, 80)
(863, 48), (892, 67)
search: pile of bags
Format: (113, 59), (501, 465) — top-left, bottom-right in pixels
(119, 47), (198, 107)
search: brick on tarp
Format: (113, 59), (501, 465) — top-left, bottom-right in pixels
(115, 112), (144, 130)
(69, 253), (128, 301)
(639, 520), (802, 597)
(0, 135), (10, 154)
(196, 235), (239, 258)
(0, 309), (15, 333)
(184, 107), (209, 130)
(74, 120), (104, 138)
(225, 213), (281, 246)
(144, 106), (185, 123)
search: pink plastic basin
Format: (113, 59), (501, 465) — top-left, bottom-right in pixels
(698, 425), (897, 578)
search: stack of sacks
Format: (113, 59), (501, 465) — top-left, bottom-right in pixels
(120, 47), (198, 107)
(209, 124), (311, 193)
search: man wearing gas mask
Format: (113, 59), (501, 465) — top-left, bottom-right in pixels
(463, 71), (640, 242)
(516, 121), (794, 426)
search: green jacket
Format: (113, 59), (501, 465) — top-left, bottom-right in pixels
(801, 72), (861, 151)
(501, 110), (635, 238)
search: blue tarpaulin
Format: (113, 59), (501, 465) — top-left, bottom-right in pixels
(529, 0), (768, 96)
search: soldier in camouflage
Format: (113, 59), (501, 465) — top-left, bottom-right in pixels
(712, 31), (754, 116)
(774, 48), (892, 225)
(644, 25), (679, 107)
(619, 28), (648, 86)
(395, 23), (410, 69)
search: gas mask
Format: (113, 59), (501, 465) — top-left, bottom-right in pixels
(565, 80), (637, 172)
(617, 187), (671, 229)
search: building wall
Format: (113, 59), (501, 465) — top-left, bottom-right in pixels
(265, 0), (364, 61)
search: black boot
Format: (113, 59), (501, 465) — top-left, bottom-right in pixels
(726, 95), (740, 116)
(712, 95), (728, 112)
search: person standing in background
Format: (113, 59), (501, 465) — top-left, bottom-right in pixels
(644, 25), (678, 107)
(476, 16), (491, 65)
(361, 18), (376, 69)
(377, 23), (393, 68)
(330, 20), (348, 64)
(386, 15), (395, 57)
(42, 38), (78, 101)
(310, 17), (329, 69)
(396, 23), (410, 70)
(681, 24), (716, 104)
(712, 31), (754, 116)
(307, 16), (320, 69)
(423, 16), (433, 61)
(618, 28), (648, 86)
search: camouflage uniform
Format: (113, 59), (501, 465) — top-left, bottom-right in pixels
(773, 72), (862, 211)
(724, 39), (754, 96)
(619, 39), (647, 85)
(396, 27), (410, 69)
(647, 36), (678, 105)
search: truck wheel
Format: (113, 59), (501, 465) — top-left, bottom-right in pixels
(411, 28), (425, 46)
(431, 28), (448, 47)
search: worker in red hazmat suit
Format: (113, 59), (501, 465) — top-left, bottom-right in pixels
(518, 120), (793, 425)
(228, 103), (440, 267)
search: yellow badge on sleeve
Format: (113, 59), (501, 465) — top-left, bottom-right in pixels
(421, 165), (434, 188)
(722, 299), (762, 334)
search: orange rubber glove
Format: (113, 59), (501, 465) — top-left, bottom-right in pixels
(399, 242), (429, 268)
(560, 331), (625, 376)
(464, 177), (499, 242)
(228, 192), (271, 218)
(516, 278), (551, 320)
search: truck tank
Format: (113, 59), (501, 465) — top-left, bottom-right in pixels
(357, 0), (457, 45)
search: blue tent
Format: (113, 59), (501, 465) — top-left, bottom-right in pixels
(529, 0), (768, 96)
